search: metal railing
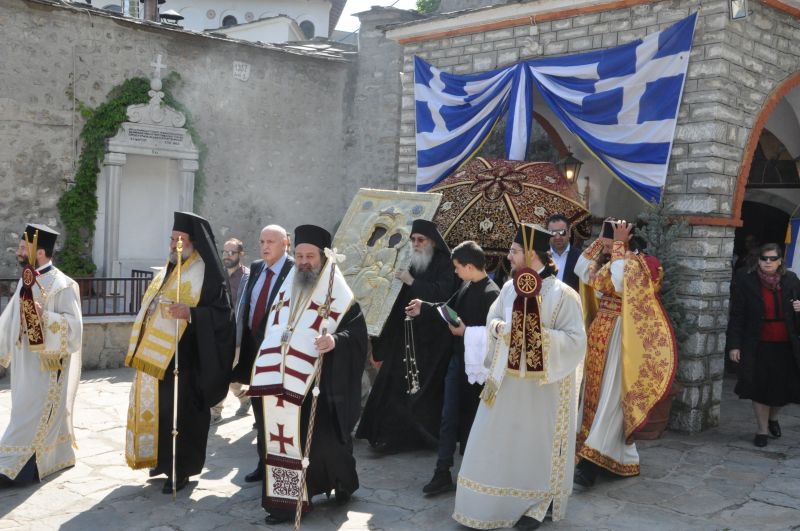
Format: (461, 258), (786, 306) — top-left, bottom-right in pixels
(0, 271), (154, 317)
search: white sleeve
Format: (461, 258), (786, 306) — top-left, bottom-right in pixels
(464, 326), (489, 384)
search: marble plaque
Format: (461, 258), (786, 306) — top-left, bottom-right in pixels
(332, 188), (442, 337)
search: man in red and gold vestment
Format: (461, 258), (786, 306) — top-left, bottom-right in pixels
(573, 219), (676, 486)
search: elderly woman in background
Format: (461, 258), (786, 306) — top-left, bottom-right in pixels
(727, 243), (800, 447)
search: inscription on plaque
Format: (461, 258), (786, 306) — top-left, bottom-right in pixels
(128, 127), (185, 147)
(233, 61), (251, 82)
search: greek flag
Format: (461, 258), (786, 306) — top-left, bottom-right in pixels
(414, 12), (697, 203)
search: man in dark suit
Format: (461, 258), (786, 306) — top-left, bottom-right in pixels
(230, 224), (293, 482)
(547, 213), (582, 292)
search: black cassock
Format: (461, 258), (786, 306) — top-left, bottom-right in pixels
(265, 303), (368, 509)
(153, 265), (236, 479)
(356, 250), (458, 450)
(423, 277), (500, 448)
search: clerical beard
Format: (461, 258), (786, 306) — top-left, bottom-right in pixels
(294, 263), (322, 292)
(169, 248), (192, 264)
(409, 245), (434, 274)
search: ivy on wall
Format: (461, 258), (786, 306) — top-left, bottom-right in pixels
(58, 73), (205, 276)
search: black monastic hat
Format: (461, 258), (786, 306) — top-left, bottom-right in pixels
(22, 224), (59, 255)
(294, 224), (332, 250)
(410, 219), (451, 254)
(514, 223), (552, 253)
(173, 211), (199, 238)
(170, 211), (228, 297)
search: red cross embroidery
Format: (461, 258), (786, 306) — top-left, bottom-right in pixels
(275, 396), (285, 408)
(269, 423), (294, 454)
(308, 298), (341, 331)
(270, 291), (290, 326)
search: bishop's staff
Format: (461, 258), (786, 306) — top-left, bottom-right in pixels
(293, 247), (345, 531)
(171, 236), (183, 500)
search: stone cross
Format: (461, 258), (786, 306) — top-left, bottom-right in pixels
(150, 54), (167, 80)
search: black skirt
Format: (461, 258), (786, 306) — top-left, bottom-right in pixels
(735, 341), (800, 406)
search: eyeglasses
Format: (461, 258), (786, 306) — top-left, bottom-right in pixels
(759, 255), (780, 262)
(221, 250), (239, 256)
(551, 229), (568, 236)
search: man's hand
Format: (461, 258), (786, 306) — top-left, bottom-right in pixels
(792, 299), (800, 313)
(166, 303), (191, 320)
(612, 220), (633, 242)
(314, 333), (336, 354)
(405, 299), (422, 317)
(729, 349), (741, 363)
(34, 301), (42, 318)
(448, 318), (465, 337)
(395, 270), (414, 286)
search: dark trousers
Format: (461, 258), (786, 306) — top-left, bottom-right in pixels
(253, 396), (265, 467)
(436, 355), (461, 470)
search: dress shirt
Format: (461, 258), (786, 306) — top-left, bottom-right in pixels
(249, 253), (288, 329)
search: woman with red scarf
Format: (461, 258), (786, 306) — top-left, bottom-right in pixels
(727, 243), (800, 447)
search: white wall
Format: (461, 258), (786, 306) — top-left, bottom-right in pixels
(161, 0), (330, 37)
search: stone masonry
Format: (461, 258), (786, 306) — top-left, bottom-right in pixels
(390, 0), (800, 432)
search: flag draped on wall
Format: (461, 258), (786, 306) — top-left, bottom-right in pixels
(414, 12), (698, 204)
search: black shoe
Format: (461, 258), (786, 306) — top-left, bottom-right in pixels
(162, 475), (189, 494)
(245, 466), (264, 483)
(264, 510), (293, 524)
(148, 468), (161, 478)
(335, 483), (352, 506)
(754, 433), (768, 447)
(370, 441), (399, 455)
(768, 419), (781, 438)
(515, 516), (541, 530)
(422, 468), (454, 495)
(573, 460), (598, 487)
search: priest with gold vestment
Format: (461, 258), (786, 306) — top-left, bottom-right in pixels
(453, 224), (586, 530)
(124, 212), (235, 494)
(573, 220), (676, 486)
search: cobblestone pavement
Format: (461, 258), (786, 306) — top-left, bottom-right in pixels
(0, 369), (798, 530)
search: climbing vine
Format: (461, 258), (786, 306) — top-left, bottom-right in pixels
(58, 73), (205, 276)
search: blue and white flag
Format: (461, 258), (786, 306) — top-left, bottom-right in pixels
(413, 12), (697, 203)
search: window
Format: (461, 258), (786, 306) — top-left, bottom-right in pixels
(102, 3), (123, 12)
(299, 20), (315, 39)
(222, 15), (238, 27)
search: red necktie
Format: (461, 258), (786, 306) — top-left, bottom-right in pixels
(251, 267), (275, 334)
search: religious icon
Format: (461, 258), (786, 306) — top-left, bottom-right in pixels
(333, 188), (442, 336)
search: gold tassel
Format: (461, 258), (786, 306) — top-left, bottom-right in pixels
(480, 379), (498, 406)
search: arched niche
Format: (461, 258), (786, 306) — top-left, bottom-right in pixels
(92, 86), (199, 277)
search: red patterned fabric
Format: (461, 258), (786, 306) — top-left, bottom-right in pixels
(431, 157), (591, 259)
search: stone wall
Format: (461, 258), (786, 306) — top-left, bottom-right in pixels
(80, 317), (135, 371)
(344, 8), (426, 198)
(0, 0), (354, 273)
(391, 0), (800, 432)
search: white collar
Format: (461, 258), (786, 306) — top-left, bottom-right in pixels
(36, 261), (53, 272)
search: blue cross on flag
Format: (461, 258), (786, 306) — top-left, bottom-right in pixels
(414, 12), (698, 204)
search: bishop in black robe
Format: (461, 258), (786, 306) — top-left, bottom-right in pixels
(357, 220), (457, 452)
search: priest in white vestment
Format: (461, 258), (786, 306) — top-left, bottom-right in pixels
(453, 224), (586, 530)
(0, 224), (82, 486)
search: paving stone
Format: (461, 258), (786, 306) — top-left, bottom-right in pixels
(1, 371), (799, 529)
